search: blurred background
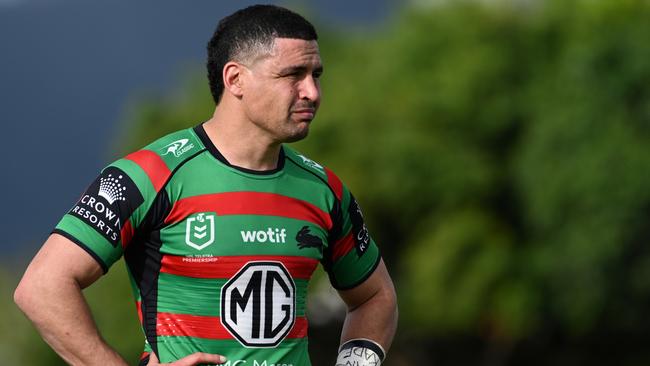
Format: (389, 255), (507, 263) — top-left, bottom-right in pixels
(3, 0), (650, 364)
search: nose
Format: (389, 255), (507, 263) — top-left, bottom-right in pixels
(299, 75), (320, 104)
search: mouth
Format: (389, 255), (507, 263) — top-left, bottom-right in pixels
(291, 109), (316, 121)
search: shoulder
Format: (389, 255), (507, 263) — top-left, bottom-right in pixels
(283, 146), (344, 201)
(123, 128), (204, 180)
(107, 127), (205, 194)
(132, 128), (204, 169)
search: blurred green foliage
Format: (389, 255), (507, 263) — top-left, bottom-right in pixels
(5, 0), (650, 365)
(1, 262), (144, 365)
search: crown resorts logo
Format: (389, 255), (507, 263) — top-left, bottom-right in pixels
(98, 174), (127, 205)
(162, 138), (195, 158)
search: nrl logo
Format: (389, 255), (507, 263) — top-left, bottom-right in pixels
(185, 212), (216, 250)
(161, 138), (195, 158)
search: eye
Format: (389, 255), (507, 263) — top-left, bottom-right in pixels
(282, 72), (302, 80)
(312, 71), (322, 79)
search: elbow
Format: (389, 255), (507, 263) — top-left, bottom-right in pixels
(14, 278), (32, 314)
(383, 281), (399, 325)
(383, 278), (398, 313)
(14, 276), (41, 317)
(386, 288), (399, 322)
(371, 281), (398, 320)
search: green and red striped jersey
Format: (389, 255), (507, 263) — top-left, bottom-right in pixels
(54, 124), (381, 365)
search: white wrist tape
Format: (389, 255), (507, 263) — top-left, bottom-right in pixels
(336, 338), (385, 366)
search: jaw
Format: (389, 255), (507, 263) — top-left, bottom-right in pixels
(281, 120), (311, 143)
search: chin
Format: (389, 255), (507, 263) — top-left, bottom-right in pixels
(283, 126), (310, 143)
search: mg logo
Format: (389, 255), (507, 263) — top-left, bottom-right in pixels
(185, 212), (216, 250)
(221, 262), (296, 347)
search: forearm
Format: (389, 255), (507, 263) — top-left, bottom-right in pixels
(340, 286), (398, 352)
(14, 270), (127, 365)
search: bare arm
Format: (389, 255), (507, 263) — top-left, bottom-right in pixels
(13, 233), (127, 365)
(337, 259), (398, 356)
(14, 234), (228, 366)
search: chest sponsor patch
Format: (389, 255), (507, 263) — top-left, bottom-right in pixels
(68, 167), (143, 246)
(221, 261), (296, 347)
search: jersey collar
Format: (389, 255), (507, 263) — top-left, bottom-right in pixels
(193, 123), (286, 176)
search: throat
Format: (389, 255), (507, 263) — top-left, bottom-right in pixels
(195, 123), (285, 174)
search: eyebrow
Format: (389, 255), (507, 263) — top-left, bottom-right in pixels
(278, 64), (324, 75)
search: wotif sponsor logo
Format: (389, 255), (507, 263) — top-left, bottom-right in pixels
(161, 138), (194, 158)
(240, 228), (287, 243)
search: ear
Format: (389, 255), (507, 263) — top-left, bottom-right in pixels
(223, 61), (244, 98)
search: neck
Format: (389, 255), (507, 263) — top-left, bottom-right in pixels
(202, 104), (282, 171)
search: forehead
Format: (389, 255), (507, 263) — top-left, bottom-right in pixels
(264, 38), (322, 69)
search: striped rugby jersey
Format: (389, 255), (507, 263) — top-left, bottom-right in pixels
(54, 124), (381, 365)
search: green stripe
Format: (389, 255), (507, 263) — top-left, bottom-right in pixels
(156, 336), (309, 364)
(170, 154), (334, 213)
(55, 214), (122, 268)
(157, 273), (308, 316)
(157, 275), (225, 316)
(330, 239), (380, 289)
(295, 279), (308, 317)
(160, 216), (326, 259)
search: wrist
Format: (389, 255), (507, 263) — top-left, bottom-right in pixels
(336, 338), (385, 366)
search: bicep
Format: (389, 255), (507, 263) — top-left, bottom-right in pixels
(337, 259), (395, 310)
(22, 233), (104, 290)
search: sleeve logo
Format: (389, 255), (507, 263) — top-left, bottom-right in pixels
(161, 138), (195, 158)
(297, 154), (324, 173)
(348, 194), (371, 257)
(98, 174), (127, 204)
(68, 167), (144, 247)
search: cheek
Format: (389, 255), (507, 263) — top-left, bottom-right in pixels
(246, 91), (289, 123)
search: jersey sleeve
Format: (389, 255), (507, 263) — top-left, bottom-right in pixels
(323, 176), (381, 290)
(53, 158), (157, 273)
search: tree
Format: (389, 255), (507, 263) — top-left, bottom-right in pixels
(14, 0), (650, 364)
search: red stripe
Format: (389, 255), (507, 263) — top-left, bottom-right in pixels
(156, 313), (308, 340)
(157, 313), (230, 339)
(164, 191), (332, 230)
(135, 301), (143, 324)
(125, 149), (171, 192)
(161, 255), (319, 279)
(140, 352), (149, 361)
(120, 219), (134, 249)
(288, 317), (309, 338)
(325, 168), (343, 201)
(332, 232), (355, 262)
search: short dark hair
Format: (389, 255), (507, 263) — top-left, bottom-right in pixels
(207, 4), (318, 104)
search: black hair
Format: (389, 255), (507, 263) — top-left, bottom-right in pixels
(207, 4), (318, 104)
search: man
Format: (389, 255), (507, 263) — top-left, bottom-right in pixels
(14, 5), (398, 366)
